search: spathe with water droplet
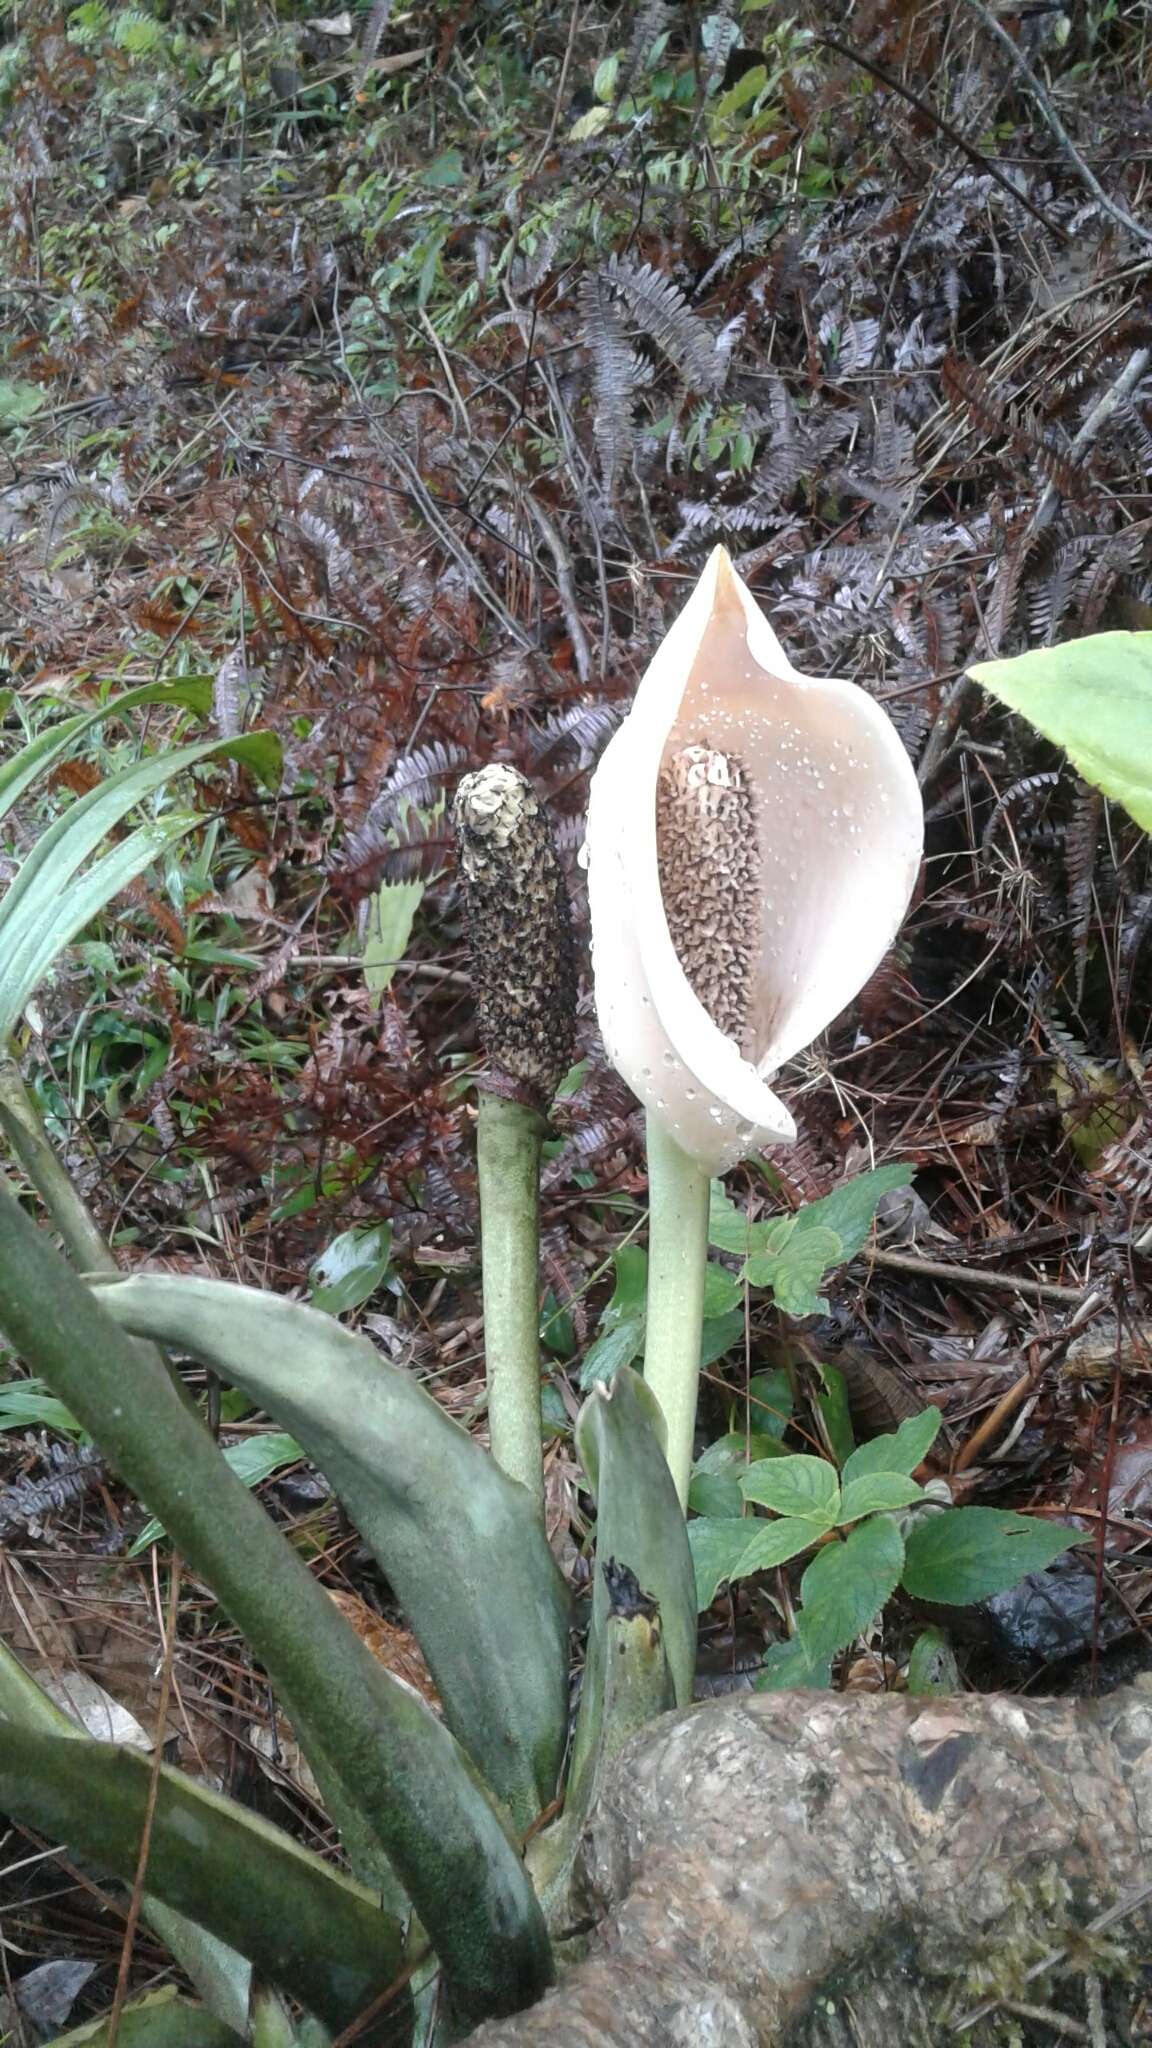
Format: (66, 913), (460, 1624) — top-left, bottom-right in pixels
(583, 546), (924, 1172)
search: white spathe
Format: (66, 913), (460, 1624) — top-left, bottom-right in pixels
(584, 546), (924, 1172)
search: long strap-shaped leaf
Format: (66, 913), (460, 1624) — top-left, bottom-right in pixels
(567, 1367), (696, 1803)
(0, 678), (213, 827)
(48, 1986), (239, 2048)
(0, 1728), (409, 2044)
(0, 1638), (252, 2037)
(94, 1272), (570, 1831)
(0, 1183), (553, 2030)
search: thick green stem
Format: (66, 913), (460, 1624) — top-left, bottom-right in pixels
(0, 1055), (113, 1273)
(642, 1113), (711, 1509)
(477, 1091), (545, 1514)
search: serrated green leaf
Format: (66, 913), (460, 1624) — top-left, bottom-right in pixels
(752, 1636), (831, 1692)
(901, 1507), (1082, 1604)
(790, 1164), (914, 1260)
(797, 1515), (905, 1663)
(308, 1222), (393, 1316)
(699, 1306), (746, 1368)
(739, 1453), (840, 1523)
(708, 1182), (787, 1257)
(968, 633), (1152, 832)
(841, 1406), (941, 1483)
(688, 1511), (818, 1609)
(838, 1472), (926, 1522)
(688, 1431), (785, 1517)
(744, 1224), (842, 1315)
(814, 1359), (854, 1465)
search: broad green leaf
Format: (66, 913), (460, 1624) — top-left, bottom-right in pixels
(838, 1472), (926, 1522)
(714, 59), (766, 119)
(739, 1453), (840, 1524)
(129, 1434), (303, 1557)
(688, 1512), (818, 1609)
(0, 1197), (552, 2025)
(309, 1222), (393, 1315)
(841, 1406), (941, 1483)
(902, 1507), (1081, 1604)
(752, 1636), (831, 1692)
(361, 879), (424, 995)
(906, 1627), (960, 1696)
(580, 1315), (644, 1389)
(97, 1270), (569, 1834)
(746, 1367), (793, 1438)
(47, 1987), (240, 2047)
(791, 1164), (914, 1260)
(570, 1369), (696, 1797)
(797, 1515), (905, 1663)
(600, 1243), (648, 1326)
(701, 1261), (743, 1318)
(0, 1728), (409, 2042)
(422, 147), (465, 186)
(744, 1224), (842, 1315)
(699, 1307), (746, 1368)
(968, 633), (1152, 831)
(688, 1431), (785, 1517)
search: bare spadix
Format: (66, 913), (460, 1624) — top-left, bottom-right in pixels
(584, 547), (924, 1173)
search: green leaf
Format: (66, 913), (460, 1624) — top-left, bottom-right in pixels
(0, 681), (211, 831)
(699, 1307), (745, 1368)
(791, 1164), (914, 1260)
(97, 1270), (569, 1835)
(0, 1728), (408, 2041)
(688, 1431), (784, 1518)
(968, 633), (1152, 831)
(746, 1367), (793, 1438)
(0, 1203), (552, 2026)
(601, 1244), (648, 1325)
(708, 1181), (783, 1256)
(570, 1369), (696, 1793)
(901, 1507), (1082, 1604)
(752, 1636), (831, 1692)
(906, 1627), (960, 1696)
(714, 60), (766, 119)
(744, 1224), (843, 1315)
(838, 1472), (926, 1522)
(580, 1315), (644, 1389)
(46, 1986), (240, 2048)
(129, 1435), (303, 1558)
(592, 50), (620, 100)
(361, 880), (424, 995)
(0, 1377), (83, 1433)
(813, 1359), (854, 1465)
(739, 1453), (840, 1524)
(701, 1261), (743, 1318)
(422, 147), (465, 186)
(841, 1406), (941, 1482)
(308, 1222), (393, 1316)
(0, 378), (45, 425)
(688, 1513), (819, 1609)
(797, 1515), (905, 1663)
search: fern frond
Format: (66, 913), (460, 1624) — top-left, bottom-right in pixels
(604, 254), (720, 390)
(578, 272), (636, 498)
(356, 0), (396, 82)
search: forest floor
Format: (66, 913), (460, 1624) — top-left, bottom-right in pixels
(1, 0), (1152, 2031)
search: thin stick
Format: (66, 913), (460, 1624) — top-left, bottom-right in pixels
(642, 1115), (710, 1508)
(477, 1092), (545, 1513)
(107, 1551), (182, 2048)
(866, 1246), (1084, 1304)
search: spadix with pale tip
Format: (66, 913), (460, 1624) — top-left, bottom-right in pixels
(584, 545), (924, 1174)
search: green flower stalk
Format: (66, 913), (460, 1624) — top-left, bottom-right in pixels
(583, 548), (925, 1505)
(453, 764), (577, 1510)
